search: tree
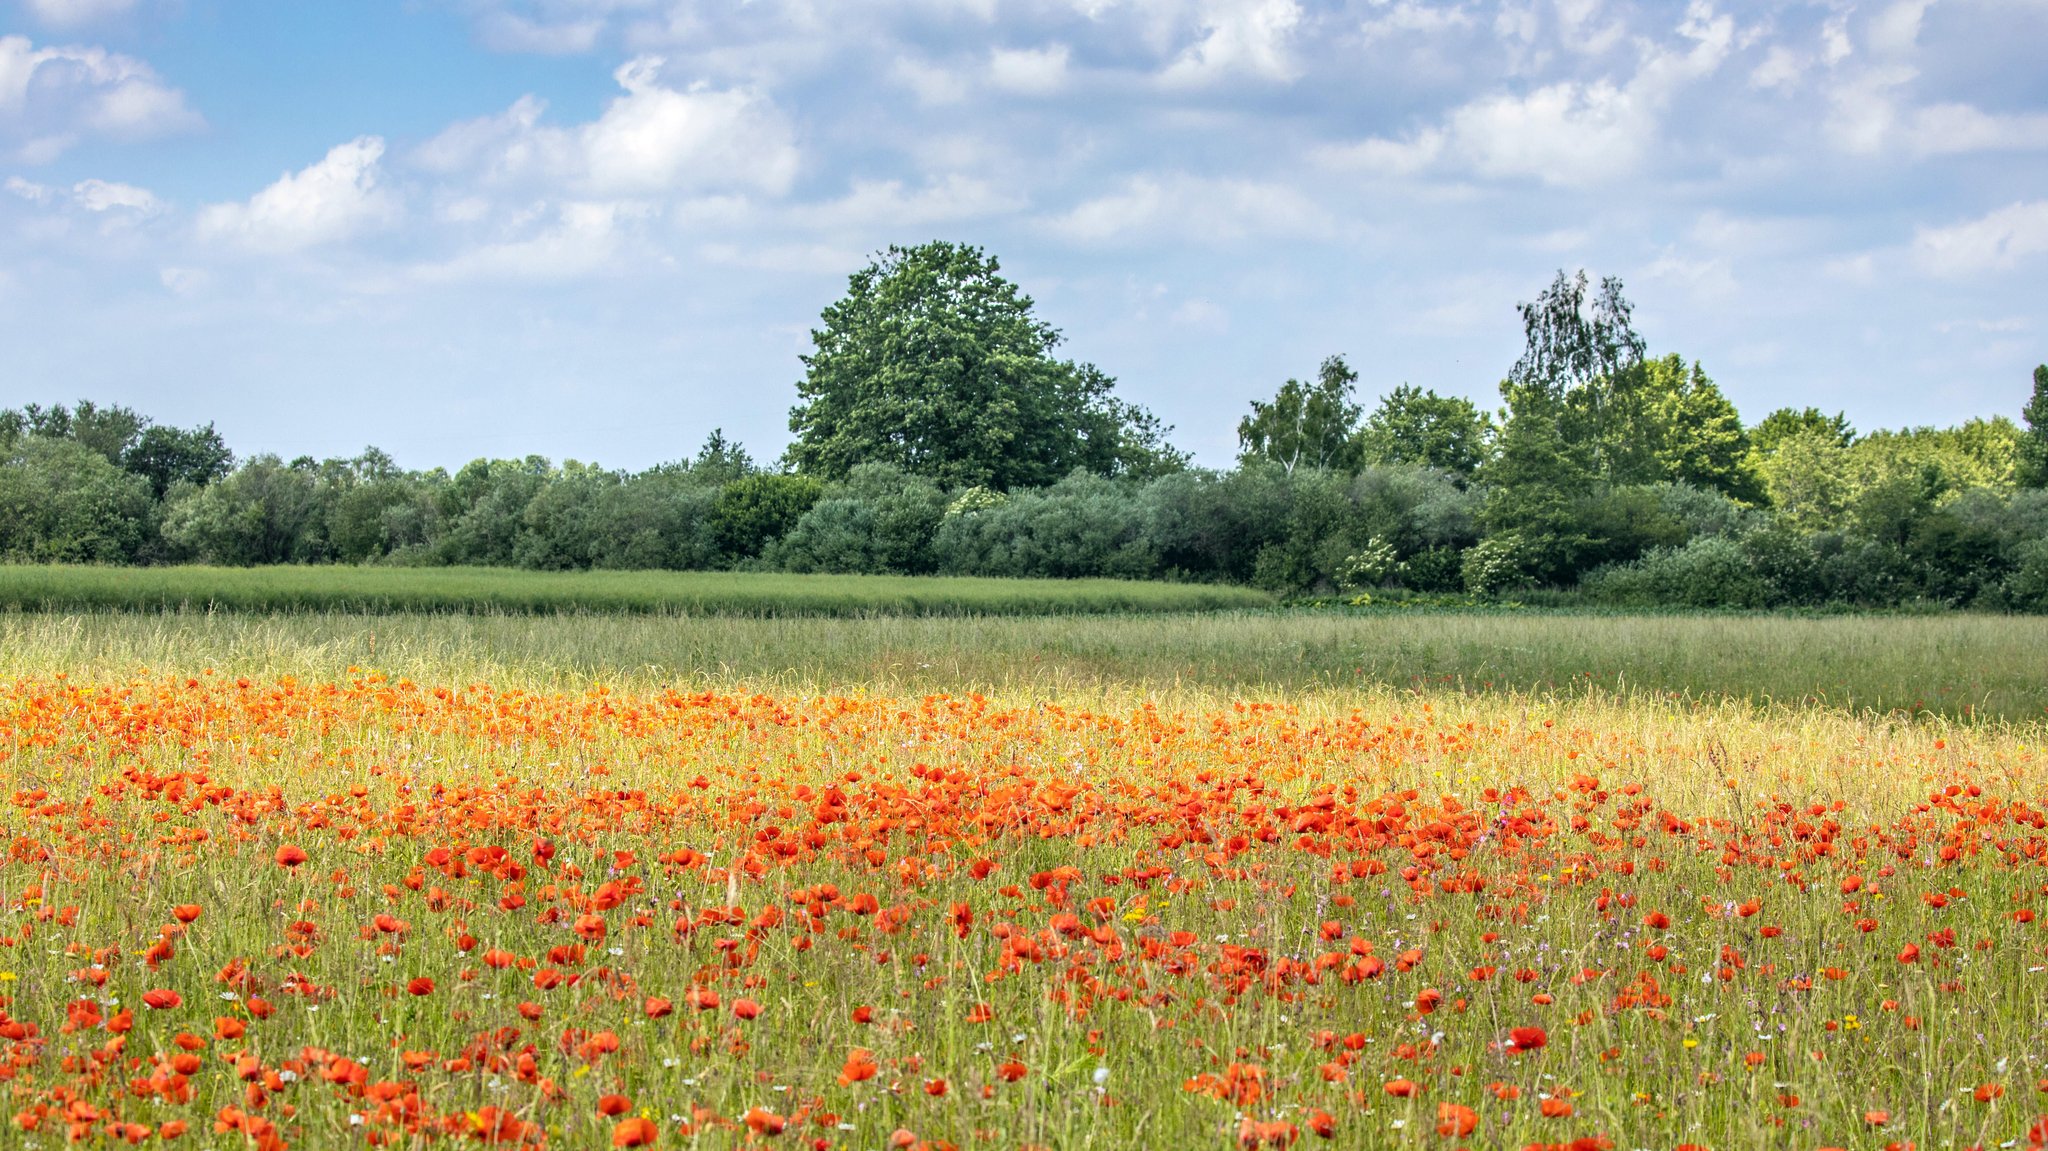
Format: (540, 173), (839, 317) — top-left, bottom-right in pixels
(1237, 355), (1362, 475)
(1478, 385), (1589, 583)
(1, 400), (149, 464)
(1751, 407), (1854, 457)
(2021, 364), (2048, 488)
(125, 423), (234, 497)
(687, 429), (755, 486)
(1354, 385), (1493, 477)
(1634, 356), (1761, 502)
(1481, 269), (1646, 584)
(710, 474), (825, 562)
(1505, 270), (1646, 405)
(0, 437), (155, 562)
(787, 242), (1183, 490)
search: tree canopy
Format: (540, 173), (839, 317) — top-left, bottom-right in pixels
(786, 242), (1185, 490)
(1237, 355), (1363, 474)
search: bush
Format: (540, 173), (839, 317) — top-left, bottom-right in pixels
(933, 470), (1155, 579)
(1462, 534), (1536, 595)
(710, 475), (826, 563)
(1580, 536), (1769, 608)
(2004, 540), (2048, 611)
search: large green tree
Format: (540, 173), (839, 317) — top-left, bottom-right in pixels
(2021, 363), (2048, 488)
(1237, 355), (1363, 474)
(786, 242), (1185, 490)
(1354, 384), (1493, 477)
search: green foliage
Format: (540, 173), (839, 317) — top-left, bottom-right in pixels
(932, 470), (1158, 580)
(125, 423), (234, 497)
(1354, 385), (1492, 476)
(1580, 536), (1771, 609)
(1506, 269), (1646, 403)
(1481, 389), (1589, 580)
(769, 464), (949, 575)
(0, 438), (156, 562)
(1460, 533), (1537, 595)
(1571, 485), (1690, 570)
(1335, 537), (1398, 591)
(2016, 365), (2048, 488)
(710, 474), (826, 563)
(786, 242), (1183, 489)
(159, 454), (331, 565)
(1751, 407), (1855, 456)
(1237, 355), (1363, 474)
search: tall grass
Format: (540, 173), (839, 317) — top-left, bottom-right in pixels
(0, 564), (1270, 616)
(3, 609), (2042, 725)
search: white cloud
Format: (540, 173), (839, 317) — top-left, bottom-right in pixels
(1160, 0), (1304, 85)
(1645, 249), (1737, 302)
(6, 172), (159, 214)
(416, 201), (633, 282)
(795, 174), (1025, 232)
(1898, 103), (2048, 157)
(1914, 201), (2048, 276)
(1045, 173), (1329, 244)
(414, 57), (798, 198)
(20, 0), (138, 28)
(0, 34), (200, 161)
(197, 136), (397, 252)
(1358, 1), (1475, 43)
(1553, 0), (1625, 57)
(4, 174), (53, 203)
(1325, 77), (1656, 185)
(1866, 0), (1935, 59)
(1749, 45), (1801, 89)
(989, 44), (1071, 95)
(891, 56), (971, 105)
(475, 13), (606, 55)
(1317, 0), (1732, 186)
(71, 177), (157, 213)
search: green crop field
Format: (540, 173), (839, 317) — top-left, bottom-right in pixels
(0, 564), (1271, 617)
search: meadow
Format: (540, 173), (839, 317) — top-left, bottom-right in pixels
(0, 565), (1272, 618)
(2, 607), (2043, 723)
(2, 609), (2046, 1150)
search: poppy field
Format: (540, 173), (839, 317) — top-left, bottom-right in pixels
(3, 666), (2046, 1150)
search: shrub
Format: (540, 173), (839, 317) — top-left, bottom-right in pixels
(1580, 536), (1769, 608)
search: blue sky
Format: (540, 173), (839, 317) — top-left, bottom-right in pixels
(3, 0), (2044, 471)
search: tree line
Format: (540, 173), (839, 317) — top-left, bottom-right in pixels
(5, 242), (2047, 610)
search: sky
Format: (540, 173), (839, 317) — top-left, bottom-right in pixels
(2, 0), (2044, 472)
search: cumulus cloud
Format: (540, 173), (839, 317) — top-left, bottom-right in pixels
(988, 44), (1071, 95)
(794, 173), (1026, 232)
(474, 12), (607, 55)
(5, 172), (160, 214)
(0, 34), (200, 161)
(1317, 0), (1733, 185)
(19, 0), (139, 28)
(1914, 201), (2048, 277)
(3, 174), (53, 203)
(415, 201), (635, 282)
(1818, 0), (2048, 159)
(1045, 173), (1329, 244)
(197, 137), (398, 252)
(72, 177), (158, 213)
(1159, 0), (1304, 85)
(415, 57), (799, 198)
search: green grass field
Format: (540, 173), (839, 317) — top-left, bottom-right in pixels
(4, 607), (2043, 724)
(0, 564), (1271, 616)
